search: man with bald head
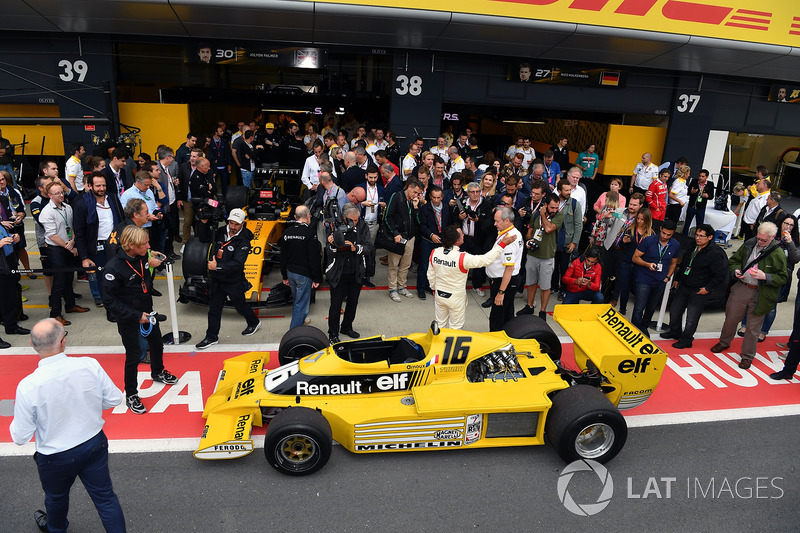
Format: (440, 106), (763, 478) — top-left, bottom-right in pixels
(340, 151), (366, 192)
(280, 205), (322, 328)
(10, 318), (126, 532)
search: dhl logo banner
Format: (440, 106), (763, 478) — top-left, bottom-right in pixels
(305, 0), (800, 48)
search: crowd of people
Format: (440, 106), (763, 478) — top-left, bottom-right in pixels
(1, 120), (798, 365)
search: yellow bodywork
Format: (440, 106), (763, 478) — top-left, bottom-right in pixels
(195, 304), (667, 460)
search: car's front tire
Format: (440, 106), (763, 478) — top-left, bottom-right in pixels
(503, 315), (562, 361)
(264, 408), (332, 476)
(545, 385), (627, 464)
(278, 326), (330, 366)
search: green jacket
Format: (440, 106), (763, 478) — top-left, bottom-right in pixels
(729, 237), (787, 315)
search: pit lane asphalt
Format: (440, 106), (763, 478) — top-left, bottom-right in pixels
(1, 416), (797, 532)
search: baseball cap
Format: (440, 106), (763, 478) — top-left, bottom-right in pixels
(227, 208), (246, 224)
(265, 122), (275, 129)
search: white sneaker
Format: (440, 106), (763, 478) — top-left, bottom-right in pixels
(473, 288), (485, 297)
(389, 291), (401, 302)
(303, 317), (311, 325)
(398, 288), (414, 298)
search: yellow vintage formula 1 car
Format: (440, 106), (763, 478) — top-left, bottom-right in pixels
(195, 305), (667, 475)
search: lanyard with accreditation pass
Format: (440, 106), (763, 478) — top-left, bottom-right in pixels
(126, 259), (147, 294)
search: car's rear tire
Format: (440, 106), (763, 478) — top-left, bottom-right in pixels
(225, 185), (249, 210)
(182, 237), (211, 278)
(278, 326), (329, 366)
(264, 408), (332, 476)
(545, 385), (627, 464)
(503, 315), (562, 361)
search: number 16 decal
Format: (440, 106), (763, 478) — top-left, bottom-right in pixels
(441, 337), (471, 365)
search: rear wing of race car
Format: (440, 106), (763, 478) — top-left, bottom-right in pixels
(553, 304), (667, 410)
(194, 352), (268, 460)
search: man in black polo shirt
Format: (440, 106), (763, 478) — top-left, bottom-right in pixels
(660, 224), (728, 348)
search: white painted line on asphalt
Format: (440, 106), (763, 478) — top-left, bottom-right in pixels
(0, 344), (282, 356)
(625, 404), (800, 427)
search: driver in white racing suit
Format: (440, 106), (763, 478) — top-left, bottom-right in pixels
(427, 224), (515, 329)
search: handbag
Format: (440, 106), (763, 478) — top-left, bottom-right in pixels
(375, 224), (405, 255)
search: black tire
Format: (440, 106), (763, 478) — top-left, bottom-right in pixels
(545, 385), (627, 464)
(225, 185), (249, 210)
(503, 315), (562, 361)
(278, 326), (330, 366)
(264, 408), (332, 476)
(182, 237), (211, 278)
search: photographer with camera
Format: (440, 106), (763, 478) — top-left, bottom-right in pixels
(459, 182), (494, 299)
(325, 203), (373, 344)
(519, 192), (563, 320)
(195, 209), (261, 349)
(103, 225), (178, 415)
(189, 157), (219, 243)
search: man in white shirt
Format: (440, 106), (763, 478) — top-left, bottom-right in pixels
(505, 136), (524, 162)
(10, 318), (126, 532)
(743, 177), (771, 240)
(374, 128), (388, 151)
(402, 143), (420, 180)
(65, 142), (85, 194)
(447, 146), (465, 178)
(301, 140), (329, 191)
(630, 152), (659, 196)
(430, 135), (450, 164)
(520, 137), (536, 169)
(485, 207), (524, 331)
(566, 167), (587, 218)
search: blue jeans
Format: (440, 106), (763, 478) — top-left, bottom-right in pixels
(87, 251), (108, 301)
(288, 271), (312, 329)
(632, 281), (667, 333)
(682, 206), (705, 235)
(614, 260), (634, 312)
(240, 169), (253, 188)
(35, 431), (126, 533)
(563, 289), (604, 304)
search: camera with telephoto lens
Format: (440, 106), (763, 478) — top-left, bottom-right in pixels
(454, 195), (467, 216)
(193, 197), (226, 223)
(324, 196), (350, 249)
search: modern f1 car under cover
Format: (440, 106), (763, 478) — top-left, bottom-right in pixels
(195, 304), (667, 475)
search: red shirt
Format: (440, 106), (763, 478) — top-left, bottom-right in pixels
(646, 180), (668, 221)
(562, 257), (602, 293)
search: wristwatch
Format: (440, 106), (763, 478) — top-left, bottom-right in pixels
(498, 289), (506, 295)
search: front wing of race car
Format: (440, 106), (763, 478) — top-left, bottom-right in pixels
(194, 352), (268, 459)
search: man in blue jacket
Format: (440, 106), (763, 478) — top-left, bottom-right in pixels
(417, 185), (451, 299)
(73, 172), (123, 307)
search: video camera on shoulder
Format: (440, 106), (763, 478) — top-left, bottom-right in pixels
(193, 196), (226, 223)
(324, 196), (351, 249)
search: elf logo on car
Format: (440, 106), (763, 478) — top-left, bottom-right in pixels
(377, 373), (409, 391)
(234, 414), (250, 440)
(235, 378), (256, 398)
(618, 357), (651, 373)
